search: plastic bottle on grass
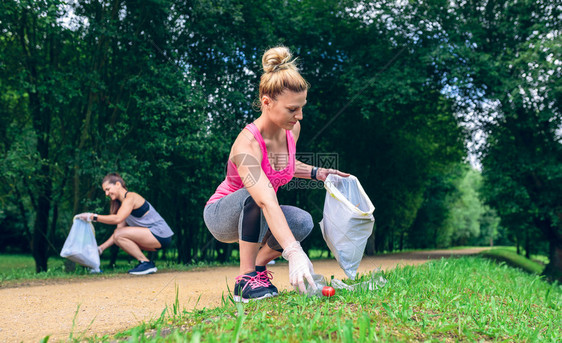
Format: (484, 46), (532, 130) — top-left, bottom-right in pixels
(331, 268), (388, 292)
(301, 273), (327, 297)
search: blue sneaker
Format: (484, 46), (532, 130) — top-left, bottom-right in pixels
(128, 261), (157, 275)
(233, 272), (274, 303)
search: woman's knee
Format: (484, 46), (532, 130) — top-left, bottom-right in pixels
(203, 202), (244, 244)
(113, 229), (126, 246)
(263, 209), (313, 251)
(113, 228), (138, 247)
(288, 210), (314, 241)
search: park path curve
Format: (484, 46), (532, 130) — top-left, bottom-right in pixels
(0, 248), (487, 342)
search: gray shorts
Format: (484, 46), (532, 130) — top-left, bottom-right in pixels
(203, 188), (313, 251)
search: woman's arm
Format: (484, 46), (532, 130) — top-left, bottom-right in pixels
(98, 221), (127, 253)
(98, 234), (115, 253)
(234, 132), (318, 291)
(92, 197), (135, 225)
(231, 133), (297, 249)
(295, 160), (350, 181)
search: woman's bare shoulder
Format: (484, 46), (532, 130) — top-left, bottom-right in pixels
(291, 121), (302, 142)
(125, 192), (145, 207)
(230, 127), (262, 163)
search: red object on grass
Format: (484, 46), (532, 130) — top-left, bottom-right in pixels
(322, 286), (335, 297)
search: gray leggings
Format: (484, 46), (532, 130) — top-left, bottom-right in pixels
(203, 188), (313, 251)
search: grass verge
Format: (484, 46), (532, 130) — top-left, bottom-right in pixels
(480, 247), (546, 275)
(0, 254), (234, 287)
(87, 256), (561, 342)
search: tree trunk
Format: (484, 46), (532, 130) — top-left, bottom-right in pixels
(525, 231), (531, 259)
(364, 231), (376, 256)
(109, 245), (119, 268)
(388, 226), (394, 252)
(29, 85), (52, 272)
(49, 201), (59, 254)
(175, 195), (189, 264)
(534, 217), (561, 282)
(72, 91), (95, 214)
(542, 241), (562, 282)
(33, 165), (51, 273)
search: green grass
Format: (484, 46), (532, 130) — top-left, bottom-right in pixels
(4, 248), (560, 341)
(480, 247), (546, 275)
(0, 253), (137, 285)
(0, 249), (343, 285)
(0, 245), (544, 285)
(0, 253), (232, 287)
(0, 254), (63, 274)
(0, 254), (71, 283)
(83, 256), (561, 342)
(488, 246), (550, 265)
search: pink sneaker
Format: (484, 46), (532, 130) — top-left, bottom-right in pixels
(256, 266), (278, 295)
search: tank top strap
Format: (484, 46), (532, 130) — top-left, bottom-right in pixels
(244, 123), (268, 160)
(286, 129), (296, 156)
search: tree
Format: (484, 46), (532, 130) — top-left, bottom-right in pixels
(408, 164), (464, 249)
(449, 168), (485, 246)
(473, 206), (501, 247)
(0, 0), (84, 271)
(0, 0), (208, 270)
(430, 0), (562, 280)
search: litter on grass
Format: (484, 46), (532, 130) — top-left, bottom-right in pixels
(332, 273), (388, 291)
(303, 273), (328, 297)
(304, 269), (388, 297)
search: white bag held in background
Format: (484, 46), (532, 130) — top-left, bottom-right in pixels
(60, 216), (100, 272)
(319, 174), (375, 280)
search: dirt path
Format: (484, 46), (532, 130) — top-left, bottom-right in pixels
(0, 248), (487, 342)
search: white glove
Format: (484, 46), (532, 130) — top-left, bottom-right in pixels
(77, 212), (93, 222)
(282, 241), (316, 293)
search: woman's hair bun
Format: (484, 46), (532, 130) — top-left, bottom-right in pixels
(258, 45), (308, 101)
(262, 46), (296, 73)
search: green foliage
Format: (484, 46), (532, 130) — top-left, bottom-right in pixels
(408, 165), (501, 250)
(473, 206), (502, 246)
(440, 0), (562, 279)
(449, 168), (485, 245)
(97, 257), (562, 342)
(402, 0), (562, 279)
(1, 0), (558, 279)
(408, 164), (464, 249)
(292, 1), (467, 252)
(0, 0), (469, 269)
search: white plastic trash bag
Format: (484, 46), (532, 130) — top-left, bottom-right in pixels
(60, 216), (100, 272)
(319, 174), (375, 280)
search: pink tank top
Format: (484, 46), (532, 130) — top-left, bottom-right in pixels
(206, 123), (296, 205)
